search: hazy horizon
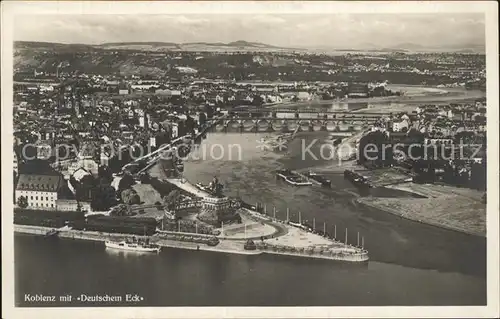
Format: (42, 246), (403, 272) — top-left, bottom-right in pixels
(14, 14), (485, 49)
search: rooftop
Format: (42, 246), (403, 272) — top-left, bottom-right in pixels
(16, 173), (63, 192)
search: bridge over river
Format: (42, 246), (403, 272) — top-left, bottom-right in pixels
(212, 117), (377, 133)
(218, 107), (405, 133)
(226, 107), (395, 118)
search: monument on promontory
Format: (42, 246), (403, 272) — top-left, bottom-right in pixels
(197, 177), (242, 226)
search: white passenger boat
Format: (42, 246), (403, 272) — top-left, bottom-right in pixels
(105, 238), (161, 253)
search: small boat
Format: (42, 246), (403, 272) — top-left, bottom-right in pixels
(44, 229), (59, 238)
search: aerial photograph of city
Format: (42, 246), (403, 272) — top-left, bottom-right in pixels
(2, 2), (498, 317)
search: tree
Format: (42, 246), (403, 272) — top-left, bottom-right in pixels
(139, 172), (150, 184)
(121, 189), (141, 205)
(118, 173), (135, 193)
(110, 204), (132, 216)
(357, 130), (393, 167)
(185, 115), (196, 134)
(17, 196), (28, 208)
(198, 112), (207, 127)
(98, 165), (113, 183)
(164, 189), (181, 211)
(72, 174), (95, 202)
(91, 182), (117, 211)
(154, 201), (163, 210)
(205, 104), (214, 119)
(252, 95), (264, 106)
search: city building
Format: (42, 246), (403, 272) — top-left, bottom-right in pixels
(55, 198), (91, 212)
(68, 143), (99, 176)
(392, 119), (410, 132)
(15, 173), (64, 209)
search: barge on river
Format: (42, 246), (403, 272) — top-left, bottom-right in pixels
(276, 169), (312, 186)
(344, 169), (372, 188)
(303, 171), (332, 188)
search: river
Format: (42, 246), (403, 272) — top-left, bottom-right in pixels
(15, 132), (486, 306)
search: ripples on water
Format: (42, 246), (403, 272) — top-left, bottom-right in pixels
(15, 234), (486, 307)
(184, 133), (486, 277)
(14, 132), (487, 306)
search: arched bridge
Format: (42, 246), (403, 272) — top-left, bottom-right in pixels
(227, 107), (393, 117)
(212, 118), (376, 133)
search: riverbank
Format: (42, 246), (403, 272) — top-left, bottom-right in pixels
(356, 181), (486, 237)
(14, 224), (261, 255)
(14, 212), (369, 262)
(301, 127), (486, 237)
(315, 163), (486, 237)
(270, 85), (485, 114)
(356, 195), (486, 237)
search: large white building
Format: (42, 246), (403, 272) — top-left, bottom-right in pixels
(15, 173), (63, 209)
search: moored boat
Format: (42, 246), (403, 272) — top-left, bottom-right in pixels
(276, 169), (312, 186)
(304, 171), (331, 187)
(105, 238), (161, 253)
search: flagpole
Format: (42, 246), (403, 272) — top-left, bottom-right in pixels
(334, 224), (337, 239)
(313, 218), (316, 232)
(357, 232), (360, 247)
(345, 228), (348, 247)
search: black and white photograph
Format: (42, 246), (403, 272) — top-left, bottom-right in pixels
(1, 1), (499, 318)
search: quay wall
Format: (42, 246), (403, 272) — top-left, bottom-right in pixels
(14, 224), (368, 262)
(261, 250), (369, 262)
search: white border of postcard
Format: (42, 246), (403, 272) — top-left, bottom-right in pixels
(2, 1), (499, 318)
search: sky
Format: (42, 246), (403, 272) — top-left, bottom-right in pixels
(14, 14), (485, 49)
